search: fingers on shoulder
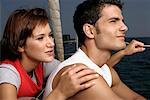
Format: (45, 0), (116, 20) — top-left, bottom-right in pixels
(62, 63), (93, 76)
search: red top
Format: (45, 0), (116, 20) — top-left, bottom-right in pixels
(1, 59), (43, 97)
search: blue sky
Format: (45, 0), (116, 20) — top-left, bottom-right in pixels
(1, 0), (150, 39)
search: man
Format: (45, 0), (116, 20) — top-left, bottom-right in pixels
(44, 0), (146, 99)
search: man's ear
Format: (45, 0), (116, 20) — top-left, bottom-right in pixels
(83, 23), (95, 38)
(18, 46), (24, 52)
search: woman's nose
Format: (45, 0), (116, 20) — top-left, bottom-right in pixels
(46, 37), (55, 47)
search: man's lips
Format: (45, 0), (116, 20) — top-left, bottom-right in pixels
(117, 35), (125, 40)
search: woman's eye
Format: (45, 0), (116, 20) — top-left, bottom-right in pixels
(49, 34), (54, 38)
(37, 37), (44, 40)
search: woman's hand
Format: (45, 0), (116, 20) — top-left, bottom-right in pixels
(54, 64), (99, 99)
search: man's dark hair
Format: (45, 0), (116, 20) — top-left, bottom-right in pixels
(73, 0), (123, 46)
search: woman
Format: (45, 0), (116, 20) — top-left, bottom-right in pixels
(0, 8), (99, 100)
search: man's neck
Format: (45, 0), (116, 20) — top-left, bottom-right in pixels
(81, 45), (111, 67)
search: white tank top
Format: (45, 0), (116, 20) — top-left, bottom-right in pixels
(43, 48), (112, 98)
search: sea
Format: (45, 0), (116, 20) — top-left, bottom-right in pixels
(115, 37), (150, 99)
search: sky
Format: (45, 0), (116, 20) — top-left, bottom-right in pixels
(0, 0), (150, 39)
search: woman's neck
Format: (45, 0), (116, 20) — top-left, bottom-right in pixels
(20, 57), (40, 73)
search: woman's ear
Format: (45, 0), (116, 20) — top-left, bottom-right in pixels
(18, 46), (24, 52)
(83, 23), (95, 39)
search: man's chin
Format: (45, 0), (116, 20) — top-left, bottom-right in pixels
(113, 45), (126, 51)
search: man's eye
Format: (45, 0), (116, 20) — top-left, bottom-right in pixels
(110, 20), (116, 23)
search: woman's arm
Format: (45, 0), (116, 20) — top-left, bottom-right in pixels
(45, 64), (99, 100)
(0, 65), (20, 100)
(0, 83), (17, 100)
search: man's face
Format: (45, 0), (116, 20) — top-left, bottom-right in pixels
(94, 5), (128, 51)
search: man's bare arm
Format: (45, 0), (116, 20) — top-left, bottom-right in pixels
(54, 65), (123, 100)
(111, 68), (146, 100)
(70, 73), (123, 100)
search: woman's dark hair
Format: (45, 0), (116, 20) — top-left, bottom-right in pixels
(0, 8), (49, 61)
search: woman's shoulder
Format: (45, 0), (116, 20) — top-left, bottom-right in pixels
(0, 63), (18, 71)
(0, 63), (21, 91)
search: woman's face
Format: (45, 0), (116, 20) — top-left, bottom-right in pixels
(21, 23), (55, 63)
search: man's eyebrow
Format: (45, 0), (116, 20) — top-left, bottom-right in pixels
(108, 17), (120, 21)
